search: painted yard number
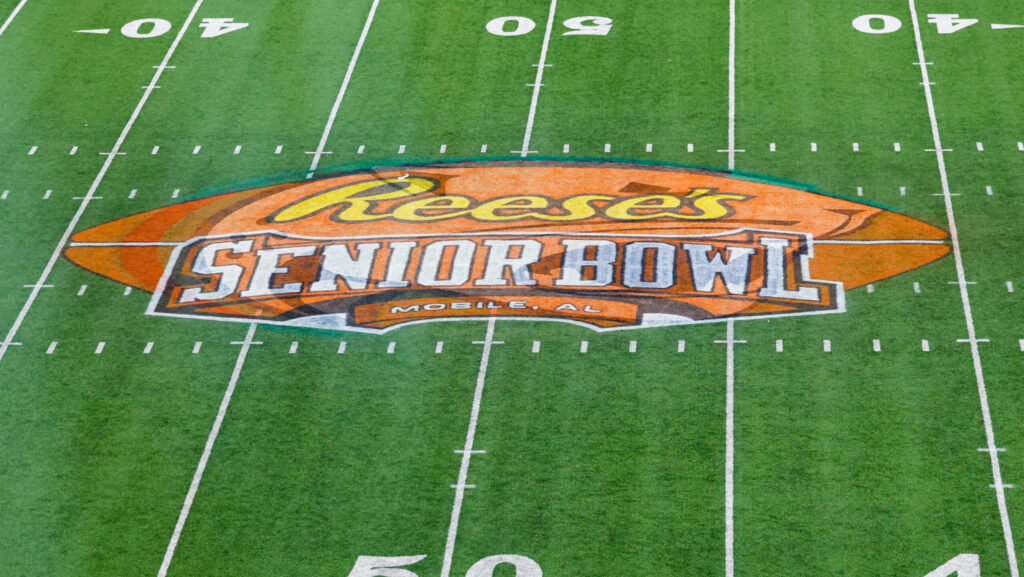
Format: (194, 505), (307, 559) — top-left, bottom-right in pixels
(486, 16), (613, 36)
(853, 13), (979, 34)
(344, 553), (977, 577)
(111, 17), (248, 38)
(346, 554), (541, 577)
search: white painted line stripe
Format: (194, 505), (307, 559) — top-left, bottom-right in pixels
(171, 189), (180, 199)
(909, 5), (1019, 575)
(480, 144), (488, 153)
(440, 318), (498, 577)
(46, 342), (57, 355)
(987, 186), (994, 196)
(823, 339), (832, 352)
(1019, 339), (1023, 352)
(914, 282), (921, 293)
(2, 190), (11, 200)
(233, 145), (242, 155)
(1008, 281), (1015, 293)
(387, 341), (395, 354)
(873, 339), (881, 352)
(646, 143), (653, 152)
(440, 144), (447, 154)
(563, 143), (570, 153)
(894, 142), (902, 152)
(398, 144), (406, 154)
(129, 189), (137, 199)
(867, 283), (875, 293)
(775, 339), (783, 352)
(436, 341), (444, 354)
(725, 4), (737, 574)
(977, 142), (985, 151)
(532, 340), (540, 353)
(338, 341), (347, 354)
(43, 189), (51, 199)
(158, 323), (258, 577)
(192, 341), (202, 354)
(980, 447), (1008, 452)
(124, 286), (132, 296)
(308, 0), (381, 174)
(580, 340), (588, 353)
(604, 143), (611, 153)
(289, 341), (298, 354)
(275, 145), (283, 154)
(628, 340), (636, 353)
(687, 143), (694, 153)
(769, 142), (776, 152)
(677, 340), (686, 353)
(192, 145), (201, 155)
(77, 284), (87, 296)
(0, 0), (30, 36)
(28, 145), (37, 155)
(922, 339), (930, 352)
(852, 142), (859, 152)
(516, 0), (557, 159)
(69, 146), (78, 155)
(900, 186), (907, 196)
(810, 142), (817, 152)
(1018, 142), (1024, 151)
(151, 145), (160, 155)
(857, 186), (864, 196)
(357, 145), (365, 154)
(95, 341), (105, 354)
(0, 0), (208, 365)
(144, 342), (154, 355)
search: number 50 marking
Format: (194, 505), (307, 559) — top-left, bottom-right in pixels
(486, 15), (613, 36)
(346, 554), (541, 577)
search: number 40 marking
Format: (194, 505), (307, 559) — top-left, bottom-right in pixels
(852, 13), (978, 34)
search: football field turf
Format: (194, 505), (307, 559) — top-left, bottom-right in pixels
(1, 1), (1023, 576)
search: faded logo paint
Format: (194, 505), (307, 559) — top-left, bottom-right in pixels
(64, 161), (950, 332)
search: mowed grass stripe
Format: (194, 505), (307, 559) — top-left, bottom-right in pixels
(0, 0), (208, 364)
(733, 337), (1006, 577)
(0, 0), (198, 330)
(918, 0), (1024, 536)
(733, 1), (1016, 574)
(0, 338), (246, 576)
(158, 325), (485, 577)
(455, 325), (728, 577)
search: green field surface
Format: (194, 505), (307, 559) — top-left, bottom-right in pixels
(1, 1), (1022, 577)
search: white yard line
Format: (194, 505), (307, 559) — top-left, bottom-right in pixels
(306, 0), (381, 176)
(0, 0), (206, 364)
(726, 0), (737, 171)
(724, 0), (738, 576)
(907, 3), (1020, 577)
(0, 0), (28, 36)
(157, 322), (260, 577)
(440, 317), (499, 577)
(514, 0), (558, 157)
(439, 9), (559, 573)
(724, 318), (737, 577)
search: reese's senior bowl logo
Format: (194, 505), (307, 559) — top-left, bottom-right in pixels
(64, 161), (950, 332)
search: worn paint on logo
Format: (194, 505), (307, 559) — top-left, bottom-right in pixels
(64, 161), (950, 332)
